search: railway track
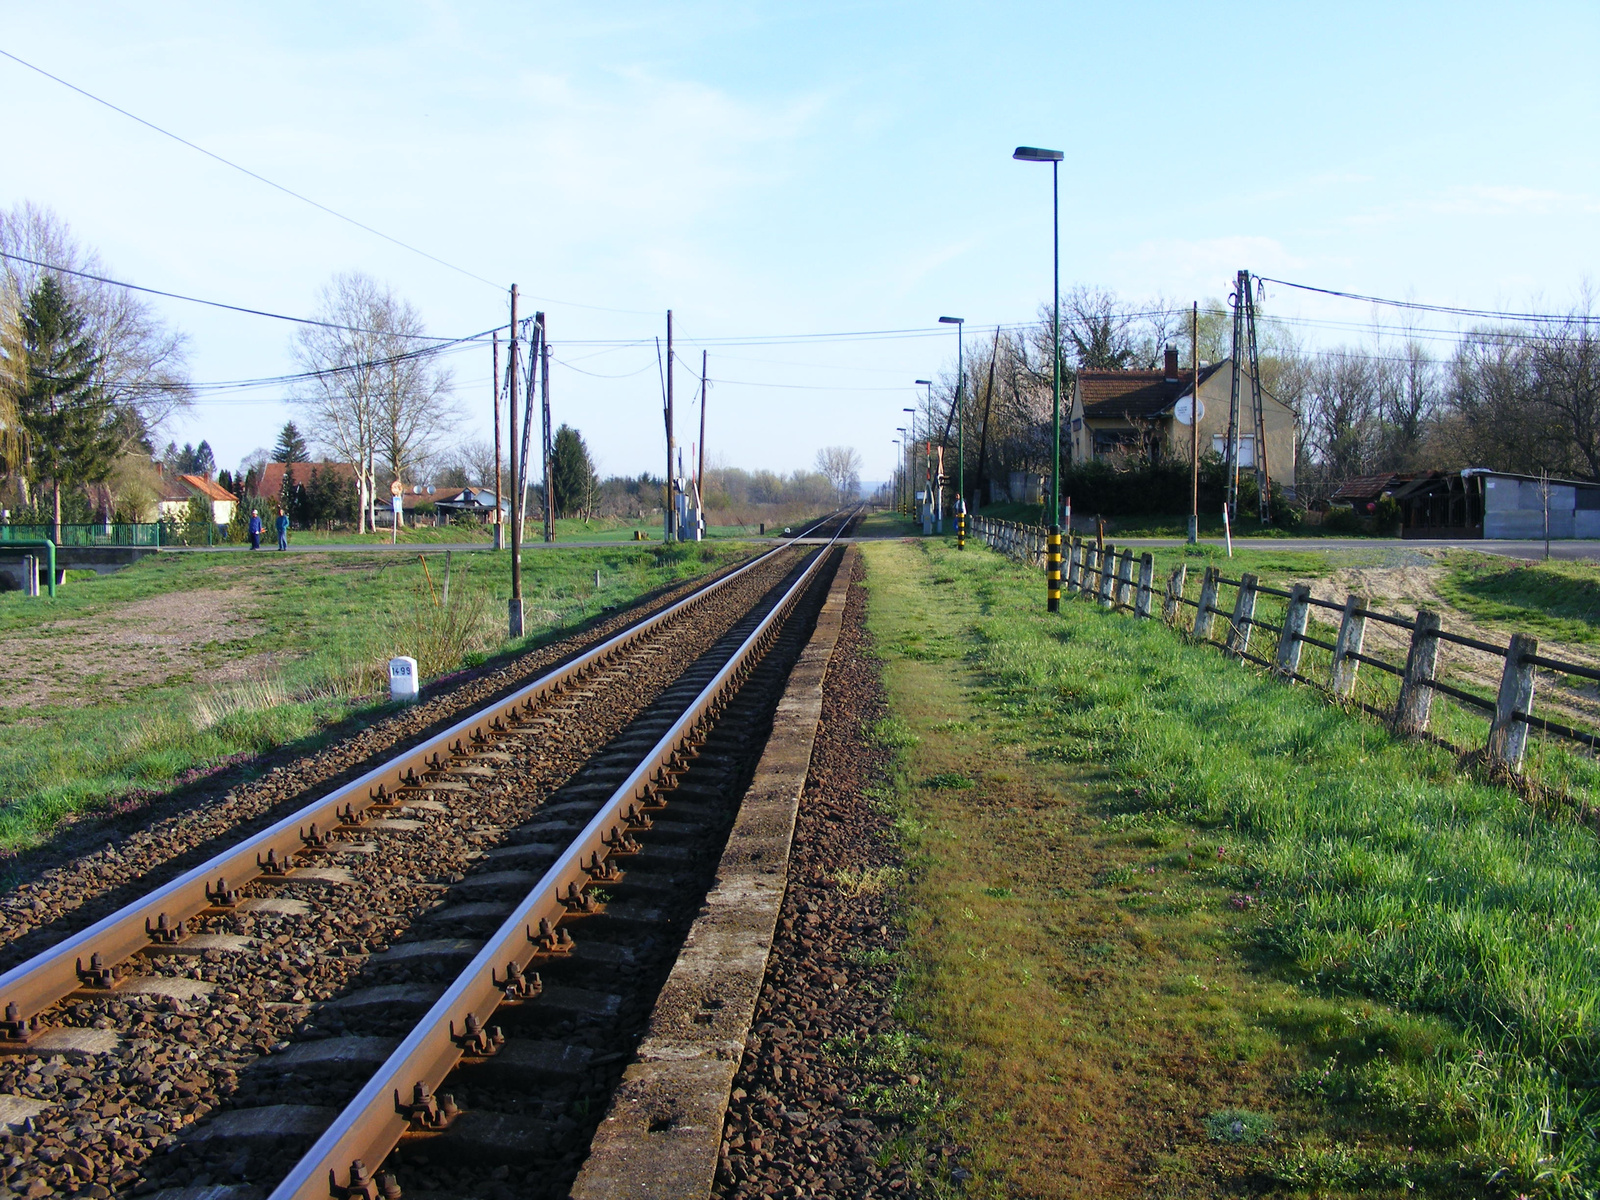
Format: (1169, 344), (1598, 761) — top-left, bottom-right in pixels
(0, 509), (858, 1200)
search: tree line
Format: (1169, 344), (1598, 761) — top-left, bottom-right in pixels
(909, 284), (1600, 509)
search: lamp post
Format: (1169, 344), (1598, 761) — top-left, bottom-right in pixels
(892, 439), (902, 511)
(896, 427), (909, 512)
(909, 396), (928, 531)
(1013, 144), (1064, 611)
(939, 317), (966, 548)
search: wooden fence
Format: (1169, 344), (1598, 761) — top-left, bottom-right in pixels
(970, 516), (1599, 777)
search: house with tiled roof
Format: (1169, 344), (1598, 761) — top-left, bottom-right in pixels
(155, 469), (238, 524)
(1068, 350), (1297, 487)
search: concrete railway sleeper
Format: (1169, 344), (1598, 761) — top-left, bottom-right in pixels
(0, 509), (857, 1200)
(0, 508), (857, 1200)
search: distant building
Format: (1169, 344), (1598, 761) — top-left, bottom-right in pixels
(435, 487), (511, 520)
(254, 461), (358, 500)
(1392, 469), (1600, 539)
(1067, 350), (1297, 488)
(156, 469), (238, 524)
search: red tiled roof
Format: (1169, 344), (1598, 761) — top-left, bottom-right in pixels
(253, 461), (357, 497)
(1077, 361), (1228, 422)
(177, 474), (237, 502)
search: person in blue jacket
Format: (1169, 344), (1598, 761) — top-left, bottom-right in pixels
(276, 508), (290, 551)
(248, 509), (263, 550)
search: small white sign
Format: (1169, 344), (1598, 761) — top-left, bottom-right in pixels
(389, 656), (419, 702)
(391, 494), (403, 514)
(1174, 396), (1205, 426)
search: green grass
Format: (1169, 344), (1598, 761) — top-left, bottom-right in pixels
(974, 502), (1385, 539)
(0, 541), (754, 852)
(1437, 554), (1600, 647)
(864, 535), (1600, 1196)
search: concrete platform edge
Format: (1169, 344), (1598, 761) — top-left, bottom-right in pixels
(569, 546), (857, 1200)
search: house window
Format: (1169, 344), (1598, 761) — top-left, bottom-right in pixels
(1212, 434), (1255, 466)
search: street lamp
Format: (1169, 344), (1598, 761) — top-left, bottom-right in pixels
(939, 317), (966, 548)
(909, 395), (928, 531)
(1013, 144), (1064, 611)
(896, 428), (909, 511)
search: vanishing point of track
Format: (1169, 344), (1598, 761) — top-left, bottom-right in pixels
(0, 512), (857, 1200)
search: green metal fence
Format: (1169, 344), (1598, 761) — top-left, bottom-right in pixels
(0, 523), (164, 547)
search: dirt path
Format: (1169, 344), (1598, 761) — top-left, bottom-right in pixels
(1306, 560), (1600, 726)
(2, 588), (267, 709)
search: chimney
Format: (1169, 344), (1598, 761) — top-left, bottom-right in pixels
(1164, 346), (1179, 381)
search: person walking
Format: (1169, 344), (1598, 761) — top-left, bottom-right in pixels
(275, 508), (290, 551)
(248, 509), (263, 550)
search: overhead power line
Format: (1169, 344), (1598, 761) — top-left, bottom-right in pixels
(0, 46), (504, 291)
(1259, 276), (1599, 325)
(0, 250), (499, 341)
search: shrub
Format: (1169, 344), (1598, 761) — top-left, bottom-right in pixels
(1322, 505), (1367, 535)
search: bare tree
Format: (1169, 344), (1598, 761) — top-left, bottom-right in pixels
(814, 445), (862, 505)
(291, 273), (457, 532)
(0, 202), (190, 453)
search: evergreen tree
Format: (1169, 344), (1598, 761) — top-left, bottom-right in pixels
(17, 276), (117, 539)
(274, 421), (309, 465)
(550, 424), (597, 518)
(193, 439), (215, 478)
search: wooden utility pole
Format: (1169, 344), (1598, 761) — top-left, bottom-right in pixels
(507, 284), (523, 637)
(697, 350), (708, 507)
(664, 310), (676, 541)
(542, 326), (554, 542)
(492, 331), (503, 551)
(1190, 301), (1200, 544)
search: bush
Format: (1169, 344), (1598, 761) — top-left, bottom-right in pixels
(1373, 495), (1402, 536)
(1322, 505), (1367, 535)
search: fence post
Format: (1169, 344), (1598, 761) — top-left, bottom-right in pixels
(1163, 563), (1187, 624)
(1065, 538), (1080, 592)
(1115, 549), (1135, 609)
(1082, 544), (1098, 599)
(1393, 608), (1442, 736)
(1330, 594), (1368, 698)
(1485, 632), (1538, 772)
(1275, 583), (1311, 677)
(1134, 553), (1155, 618)
(1193, 566), (1220, 639)
(1099, 543), (1117, 608)
(22, 554), (37, 598)
(1225, 572), (1259, 658)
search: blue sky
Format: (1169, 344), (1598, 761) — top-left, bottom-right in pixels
(2, 1), (1596, 483)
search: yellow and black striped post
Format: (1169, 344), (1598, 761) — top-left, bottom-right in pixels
(1046, 525), (1062, 612)
(957, 512), (966, 550)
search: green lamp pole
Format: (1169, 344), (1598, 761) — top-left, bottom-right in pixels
(1014, 144), (1064, 610)
(939, 316), (965, 547)
(911, 390), (931, 531)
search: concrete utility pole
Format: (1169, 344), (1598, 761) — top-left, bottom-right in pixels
(664, 310), (676, 542)
(508, 284), (523, 638)
(542, 326), (554, 542)
(492, 331), (504, 551)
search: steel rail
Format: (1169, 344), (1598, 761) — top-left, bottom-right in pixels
(270, 529), (848, 1200)
(0, 536), (810, 1035)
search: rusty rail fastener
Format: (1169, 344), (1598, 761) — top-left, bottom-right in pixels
(76, 953), (118, 988)
(492, 961), (542, 1001)
(329, 1159), (401, 1200)
(145, 913), (185, 945)
(450, 1012), (504, 1056)
(394, 1082), (459, 1130)
(205, 878), (240, 908)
